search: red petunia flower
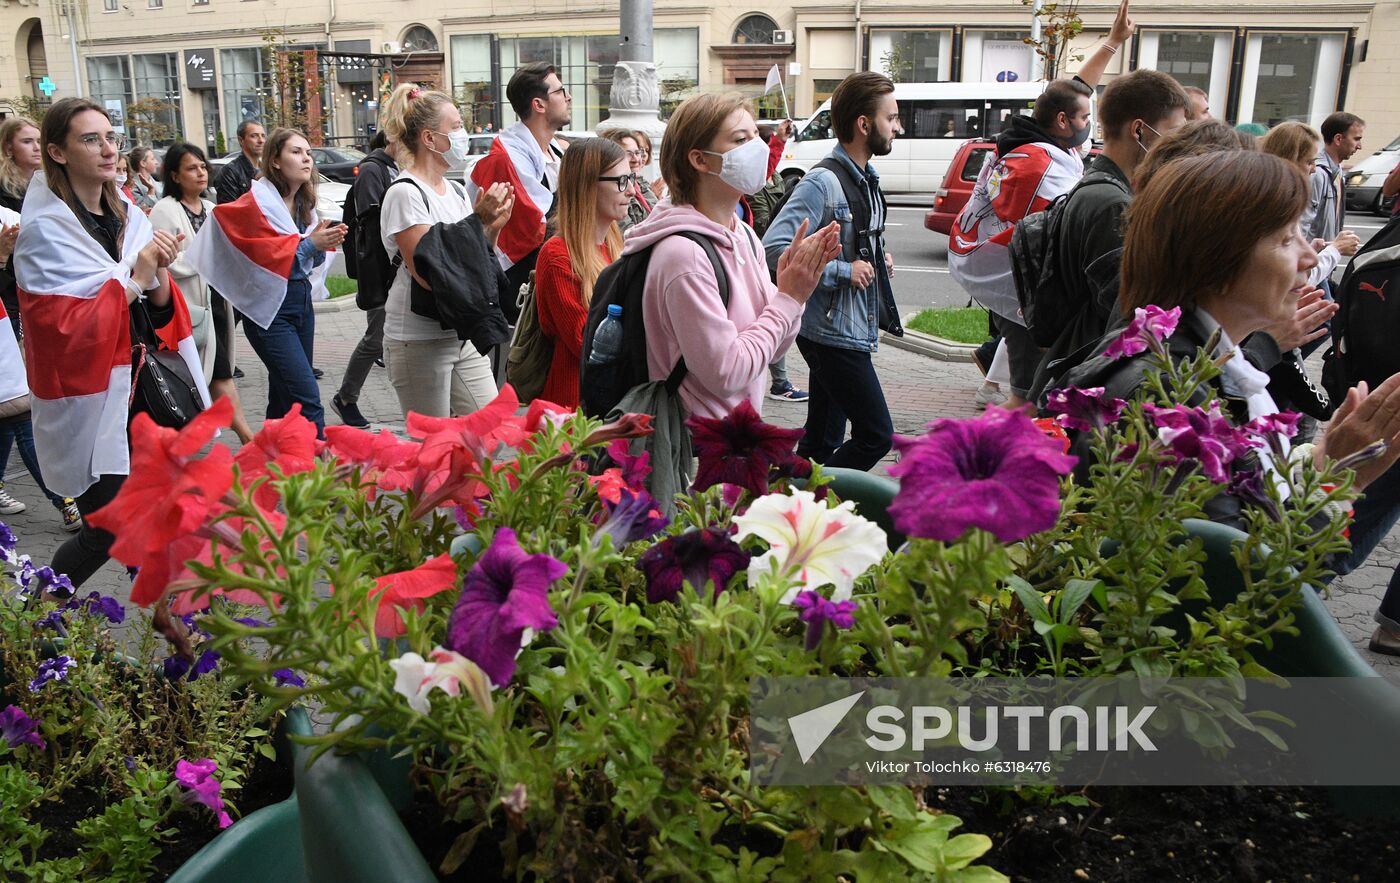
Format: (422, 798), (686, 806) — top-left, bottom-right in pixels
(234, 403), (323, 508)
(367, 554), (459, 638)
(87, 398), (235, 567)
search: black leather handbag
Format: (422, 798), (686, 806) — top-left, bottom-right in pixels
(129, 298), (203, 428)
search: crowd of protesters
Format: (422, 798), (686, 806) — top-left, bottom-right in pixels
(4, 30), (1400, 657)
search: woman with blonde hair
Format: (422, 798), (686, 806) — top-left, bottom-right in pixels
(535, 137), (629, 407)
(1261, 120), (1360, 286)
(0, 116), (41, 335)
(376, 83), (514, 418)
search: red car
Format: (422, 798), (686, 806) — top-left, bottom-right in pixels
(925, 139), (1103, 235)
(925, 140), (996, 236)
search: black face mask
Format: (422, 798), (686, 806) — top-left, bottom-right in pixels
(1059, 120), (1091, 151)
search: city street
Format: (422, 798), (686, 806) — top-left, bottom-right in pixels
(882, 203), (1394, 321)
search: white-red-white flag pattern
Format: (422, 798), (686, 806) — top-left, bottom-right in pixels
(14, 173), (211, 499)
(185, 177), (331, 330)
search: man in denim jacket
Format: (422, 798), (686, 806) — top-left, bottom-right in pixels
(762, 72), (902, 471)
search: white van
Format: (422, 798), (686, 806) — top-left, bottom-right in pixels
(1345, 133), (1400, 215)
(776, 82), (1068, 194)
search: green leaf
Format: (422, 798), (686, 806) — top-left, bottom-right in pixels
(865, 785), (918, 821)
(1058, 579), (1098, 624)
(257, 742), (278, 761)
(1009, 577), (1051, 624)
(942, 832), (995, 870)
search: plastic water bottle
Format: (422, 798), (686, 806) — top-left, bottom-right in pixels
(588, 304), (624, 365)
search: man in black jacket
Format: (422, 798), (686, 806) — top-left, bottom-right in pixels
(215, 120), (265, 205)
(1027, 70), (1189, 403)
(332, 131), (400, 428)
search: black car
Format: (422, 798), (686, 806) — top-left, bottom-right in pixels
(308, 146), (368, 184)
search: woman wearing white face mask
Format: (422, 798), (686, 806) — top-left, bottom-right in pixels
(623, 93), (840, 419)
(377, 84), (514, 419)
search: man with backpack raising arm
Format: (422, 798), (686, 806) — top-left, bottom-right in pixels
(762, 72), (903, 472)
(333, 130), (401, 428)
(948, 0), (1138, 411)
(1021, 69), (1190, 403)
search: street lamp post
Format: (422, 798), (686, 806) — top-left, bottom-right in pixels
(63, 0), (86, 96)
(597, 0), (664, 143)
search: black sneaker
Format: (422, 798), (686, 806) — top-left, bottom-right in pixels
(312, 366), (325, 379)
(232, 366), (245, 379)
(331, 395), (370, 429)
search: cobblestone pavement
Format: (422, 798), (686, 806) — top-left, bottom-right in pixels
(3, 301), (1396, 682)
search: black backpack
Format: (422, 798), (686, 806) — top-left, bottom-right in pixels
(1322, 214), (1400, 401)
(1010, 176), (1127, 349)
(345, 162), (406, 311)
(578, 231), (730, 419)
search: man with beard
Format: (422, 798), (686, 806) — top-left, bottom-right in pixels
(948, 0), (1137, 410)
(762, 72), (903, 471)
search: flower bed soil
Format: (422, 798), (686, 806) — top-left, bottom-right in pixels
(942, 785), (1400, 882)
(26, 748), (294, 880)
(401, 785), (1399, 881)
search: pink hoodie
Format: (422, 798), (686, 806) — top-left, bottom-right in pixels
(624, 200), (804, 420)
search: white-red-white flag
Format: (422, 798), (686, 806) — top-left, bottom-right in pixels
(15, 174), (210, 498)
(186, 177), (331, 329)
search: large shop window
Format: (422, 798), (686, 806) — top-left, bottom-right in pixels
(961, 30), (1032, 83)
(480, 29), (699, 131)
(221, 47), (273, 140)
(868, 29), (952, 83)
(87, 54), (185, 147)
(1238, 32), (1346, 128)
(1138, 30), (1231, 119)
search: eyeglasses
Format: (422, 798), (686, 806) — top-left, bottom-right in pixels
(548, 86), (570, 99)
(598, 173), (638, 192)
(623, 149), (642, 159)
(77, 132), (127, 152)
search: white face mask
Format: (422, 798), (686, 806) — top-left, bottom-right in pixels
(115, 173), (128, 186)
(702, 137), (769, 195)
(430, 129), (471, 170)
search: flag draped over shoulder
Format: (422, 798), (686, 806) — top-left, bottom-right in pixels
(0, 207), (22, 407)
(14, 173), (211, 498)
(470, 122), (552, 268)
(186, 176), (330, 329)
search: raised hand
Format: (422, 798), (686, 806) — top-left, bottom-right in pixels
(776, 220), (841, 304)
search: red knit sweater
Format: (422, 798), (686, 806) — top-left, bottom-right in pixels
(535, 235), (614, 408)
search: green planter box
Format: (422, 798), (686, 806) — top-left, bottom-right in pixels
(286, 470), (1400, 879)
(167, 706), (314, 883)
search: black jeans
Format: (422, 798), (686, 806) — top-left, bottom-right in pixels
(795, 336), (892, 472)
(51, 472), (125, 589)
(337, 307), (384, 404)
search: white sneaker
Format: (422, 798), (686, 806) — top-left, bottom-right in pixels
(0, 485), (26, 515)
(973, 381), (1008, 410)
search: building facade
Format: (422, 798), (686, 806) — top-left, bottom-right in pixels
(0, 0), (1396, 158)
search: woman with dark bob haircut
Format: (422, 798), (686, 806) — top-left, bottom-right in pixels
(1060, 150), (1400, 524)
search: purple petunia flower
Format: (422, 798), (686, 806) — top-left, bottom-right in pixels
(64, 592), (125, 625)
(1102, 305), (1181, 360)
(1245, 412), (1301, 440)
(445, 528), (566, 688)
(598, 488), (670, 546)
(28, 655), (74, 692)
(35, 609), (67, 632)
(234, 617), (268, 629)
(163, 648), (219, 682)
(606, 439), (652, 488)
(0, 705), (45, 750)
(12, 555), (35, 594)
(163, 655), (192, 681)
(687, 400), (807, 497)
(790, 590), (859, 651)
(1228, 466), (1282, 522)
(1143, 402), (1258, 484)
(123, 756), (137, 773)
(273, 669), (305, 688)
(175, 758), (233, 829)
(1045, 386), (1128, 432)
(637, 528), (752, 604)
(33, 567), (74, 598)
(0, 522), (17, 563)
(888, 407), (1077, 543)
